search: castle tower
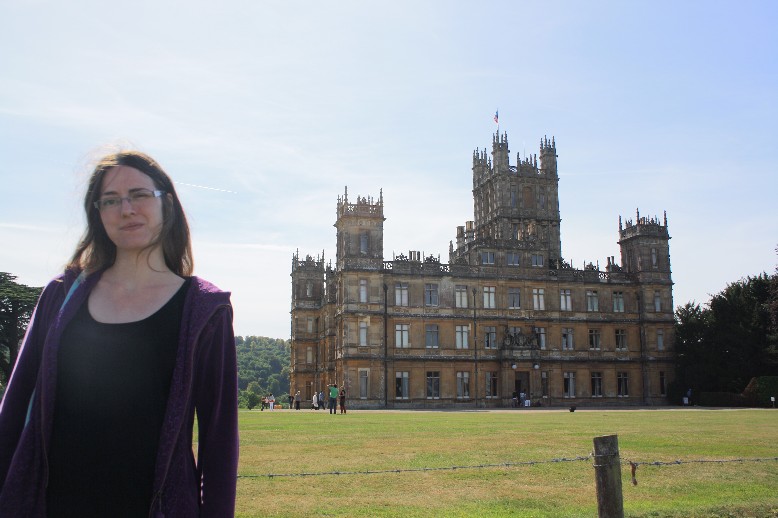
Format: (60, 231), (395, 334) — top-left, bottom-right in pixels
(455, 132), (561, 266)
(618, 209), (672, 282)
(335, 187), (386, 270)
(290, 250), (326, 400)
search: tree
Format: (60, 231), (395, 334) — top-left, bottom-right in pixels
(707, 274), (775, 391)
(0, 273), (42, 387)
(674, 302), (715, 392)
(674, 274), (778, 395)
(244, 392), (260, 410)
(235, 336), (290, 409)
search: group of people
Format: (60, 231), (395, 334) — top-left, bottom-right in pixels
(511, 391), (532, 407)
(260, 393), (276, 410)
(308, 384), (347, 414)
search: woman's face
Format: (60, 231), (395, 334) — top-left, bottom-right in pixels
(97, 166), (165, 255)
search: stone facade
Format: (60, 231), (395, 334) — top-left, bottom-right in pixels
(291, 132), (675, 409)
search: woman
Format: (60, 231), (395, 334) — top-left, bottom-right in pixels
(339, 386), (346, 414)
(0, 151), (238, 517)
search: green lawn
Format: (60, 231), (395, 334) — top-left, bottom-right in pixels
(234, 408), (778, 517)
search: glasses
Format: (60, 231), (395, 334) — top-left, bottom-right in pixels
(94, 189), (166, 212)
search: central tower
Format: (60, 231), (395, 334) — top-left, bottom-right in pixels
(451, 132), (561, 266)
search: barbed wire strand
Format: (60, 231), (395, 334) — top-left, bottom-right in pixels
(239, 455), (592, 479)
(626, 456), (778, 486)
(238, 455), (778, 481)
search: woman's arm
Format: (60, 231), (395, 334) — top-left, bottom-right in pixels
(0, 278), (64, 489)
(193, 305), (238, 517)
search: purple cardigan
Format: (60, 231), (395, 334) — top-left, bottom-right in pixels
(0, 269), (238, 517)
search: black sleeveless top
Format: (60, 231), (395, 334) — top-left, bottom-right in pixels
(46, 278), (190, 518)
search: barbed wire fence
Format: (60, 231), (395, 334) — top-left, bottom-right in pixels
(237, 454), (778, 481)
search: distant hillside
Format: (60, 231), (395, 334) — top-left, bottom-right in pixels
(235, 336), (290, 406)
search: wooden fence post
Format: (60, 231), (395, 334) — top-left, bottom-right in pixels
(593, 434), (624, 518)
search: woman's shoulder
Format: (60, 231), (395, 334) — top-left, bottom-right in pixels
(183, 276), (233, 326)
(188, 276), (231, 298)
(39, 269), (81, 302)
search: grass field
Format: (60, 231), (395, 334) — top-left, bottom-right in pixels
(233, 408), (778, 517)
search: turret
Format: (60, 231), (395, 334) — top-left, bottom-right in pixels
(618, 209), (672, 279)
(335, 187), (385, 270)
(491, 132), (510, 174)
(539, 135), (557, 177)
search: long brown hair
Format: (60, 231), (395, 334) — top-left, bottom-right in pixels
(68, 151), (194, 276)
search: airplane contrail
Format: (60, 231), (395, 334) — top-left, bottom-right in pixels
(177, 182), (237, 194)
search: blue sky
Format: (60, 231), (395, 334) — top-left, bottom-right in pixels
(1, 1), (776, 338)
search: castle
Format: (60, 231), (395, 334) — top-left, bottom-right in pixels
(290, 132), (675, 408)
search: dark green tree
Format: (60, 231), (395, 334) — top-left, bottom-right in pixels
(674, 302), (714, 392)
(0, 273), (42, 387)
(707, 274), (775, 391)
(675, 273), (778, 395)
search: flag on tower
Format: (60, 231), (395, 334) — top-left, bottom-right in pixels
(494, 110), (499, 124)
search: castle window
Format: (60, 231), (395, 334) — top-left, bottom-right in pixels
(531, 254), (544, 267)
(395, 372), (409, 399)
(359, 321), (368, 346)
(425, 284), (439, 306)
(359, 369), (369, 399)
(395, 282), (408, 306)
(586, 290), (599, 312)
(455, 285), (468, 308)
(305, 281), (313, 297)
(307, 317), (314, 333)
(483, 286), (496, 309)
(651, 248), (658, 268)
(483, 326), (497, 349)
(588, 329), (601, 350)
(615, 329), (627, 350)
(426, 372), (440, 399)
(510, 190), (517, 208)
(395, 324), (410, 348)
(485, 372), (499, 399)
(591, 372), (603, 398)
(359, 279), (368, 303)
(617, 372), (630, 397)
(659, 371), (667, 396)
(523, 187), (534, 208)
(532, 288), (545, 310)
(455, 325), (469, 349)
(507, 252), (520, 266)
(481, 251), (495, 265)
(657, 329), (665, 351)
(306, 347), (313, 364)
(562, 328), (574, 350)
(560, 289), (572, 311)
(612, 291), (625, 313)
(654, 291), (662, 312)
(425, 324), (439, 348)
(508, 288), (521, 309)
(360, 232), (368, 255)
(541, 371), (549, 397)
(456, 372), (471, 399)
(534, 327), (546, 350)
(539, 192), (546, 209)
(563, 372), (576, 398)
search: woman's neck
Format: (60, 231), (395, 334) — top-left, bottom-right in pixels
(106, 248), (175, 287)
